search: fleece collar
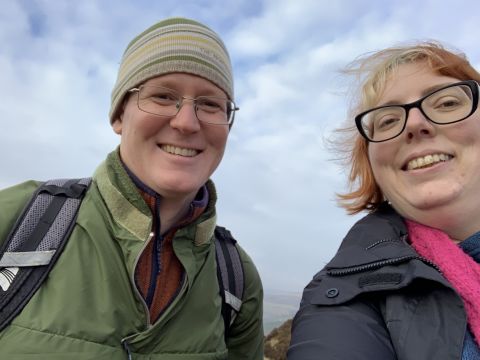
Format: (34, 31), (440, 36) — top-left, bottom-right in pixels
(93, 149), (217, 246)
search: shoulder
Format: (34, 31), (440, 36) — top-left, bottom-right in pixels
(215, 227), (262, 292)
(218, 229), (264, 358)
(302, 205), (418, 306)
(288, 207), (407, 359)
(0, 180), (42, 217)
(0, 180), (41, 203)
(315, 205), (408, 276)
(236, 242), (263, 294)
(0, 180), (42, 246)
(339, 203), (407, 251)
(228, 235), (263, 332)
(320, 204), (409, 273)
(214, 225), (263, 310)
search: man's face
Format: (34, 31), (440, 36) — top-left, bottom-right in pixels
(112, 73), (230, 202)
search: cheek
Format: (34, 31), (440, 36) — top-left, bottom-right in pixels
(208, 128), (229, 150)
(209, 132), (228, 170)
(125, 116), (165, 140)
(368, 143), (393, 170)
(367, 144), (392, 191)
(367, 145), (382, 174)
(447, 114), (480, 142)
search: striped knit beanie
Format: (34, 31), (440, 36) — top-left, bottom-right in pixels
(109, 17), (234, 123)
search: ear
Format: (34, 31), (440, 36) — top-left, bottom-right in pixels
(112, 116), (123, 135)
(111, 98), (129, 135)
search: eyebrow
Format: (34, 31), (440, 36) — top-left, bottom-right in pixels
(378, 82), (458, 107)
(145, 80), (224, 97)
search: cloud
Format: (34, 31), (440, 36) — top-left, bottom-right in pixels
(2, 0), (480, 293)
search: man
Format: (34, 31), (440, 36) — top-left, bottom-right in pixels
(0, 17), (263, 359)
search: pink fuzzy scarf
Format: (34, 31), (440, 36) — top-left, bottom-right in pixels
(406, 220), (480, 345)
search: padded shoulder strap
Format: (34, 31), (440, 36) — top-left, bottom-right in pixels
(214, 226), (244, 339)
(0, 178), (91, 331)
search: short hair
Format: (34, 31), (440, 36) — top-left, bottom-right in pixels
(335, 41), (480, 214)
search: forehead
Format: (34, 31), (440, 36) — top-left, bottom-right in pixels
(377, 62), (461, 105)
(142, 73), (227, 97)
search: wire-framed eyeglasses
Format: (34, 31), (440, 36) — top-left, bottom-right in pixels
(128, 85), (239, 125)
(355, 80), (479, 143)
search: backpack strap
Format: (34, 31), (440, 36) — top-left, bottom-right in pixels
(0, 178), (91, 331)
(214, 226), (244, 340)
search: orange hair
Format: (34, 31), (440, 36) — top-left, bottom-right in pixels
(336, 41), (480, 214)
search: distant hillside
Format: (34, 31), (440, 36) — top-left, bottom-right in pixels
(264, 318), (292, 360)
(263, 289), (301, 334)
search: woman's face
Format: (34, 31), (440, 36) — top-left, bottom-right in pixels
(368, 62), (480, 240)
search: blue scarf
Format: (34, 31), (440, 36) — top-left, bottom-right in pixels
(459, 233), (480, 359)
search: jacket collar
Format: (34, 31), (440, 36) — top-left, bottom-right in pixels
(326, 203), (415, 270)
(310, 204), (452, 306)
(93, 148), (217, 246)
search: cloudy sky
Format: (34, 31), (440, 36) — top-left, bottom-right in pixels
(2, 0), (480, 296)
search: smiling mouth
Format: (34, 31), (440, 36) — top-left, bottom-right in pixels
(404, 153), (453, 171)
(160, 144), (199, 157)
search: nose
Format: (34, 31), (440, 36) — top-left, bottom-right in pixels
(404, 108), (436, 141)
(170, 99), (201, 133)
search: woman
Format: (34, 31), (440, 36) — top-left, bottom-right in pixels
(288, 41), (480, 359)
(0, 17), (263, 358)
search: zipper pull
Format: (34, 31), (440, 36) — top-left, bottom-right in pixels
(121, 339), (133, 360)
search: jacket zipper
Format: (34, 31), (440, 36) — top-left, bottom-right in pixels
(327, 233), (443, 277)
(145, 233), (161, 307)
(145, 199), (162, 307)
(327, 255), (442, 276)
(120, 231), (155, 353)
(121, 339), (133, 360)
(132, 231), (155, 326)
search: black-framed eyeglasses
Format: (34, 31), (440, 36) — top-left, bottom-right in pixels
(355, 80), (479, 142)
(128, 85), (239, 125)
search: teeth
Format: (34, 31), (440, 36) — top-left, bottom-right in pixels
(161, 145), (198, 157)
(407, 153), (452, 170)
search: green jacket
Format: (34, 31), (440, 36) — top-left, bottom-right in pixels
(0, 151), (264, 359)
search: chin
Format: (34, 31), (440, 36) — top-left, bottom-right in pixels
(400, 199), (463, 233)
(406, 188), (462, 210)
(160, 181), (202, 197)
